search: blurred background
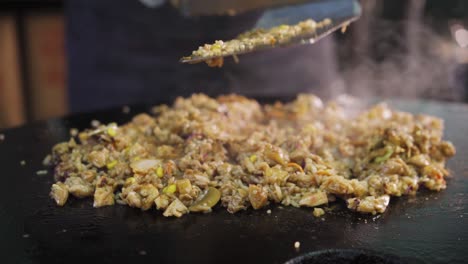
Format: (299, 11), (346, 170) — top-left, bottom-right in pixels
(0, 0), (467, 129)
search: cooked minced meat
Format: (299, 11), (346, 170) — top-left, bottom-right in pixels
(48, 94), (455, 217)
(182, 18), (332, 66)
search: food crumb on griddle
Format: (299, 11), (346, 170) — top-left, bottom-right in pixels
(313, 208), (325, 217)
(139, 250), (147, 256)
(22, 234), (30, 238)
(20, 160), (26, 166)
(91, 120), (101, 128)
(294, 241), (301, 249)
(267, 209), (272, 214)
(0, 134), (4, 141)
(70, 128), (79, 137)
(122, 106), (131, 114)
(43, 155), (52, 166)
(36, 170), (48, 175)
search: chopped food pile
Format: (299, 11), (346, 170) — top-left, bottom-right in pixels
(182, 18), (332, 67)
(48, 94), (455, 217)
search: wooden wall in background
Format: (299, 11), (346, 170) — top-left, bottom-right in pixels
(0, 15), (26, 128)
(24, 12), (67, 121)
(0, 11), (67, 129)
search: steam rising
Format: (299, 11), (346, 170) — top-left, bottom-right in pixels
(336, 19), (465, 101)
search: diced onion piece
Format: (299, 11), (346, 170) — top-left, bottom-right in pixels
(249, 154), (257, 163)
(106, 160), (117, 170)
(130, 159), (160, 174)
(248, 184), (268, 209)
(163, 199), (189, 217)
(156, 166), (164, 178)
(189, 187), (221, 212)
(163, 184), (177, 194)
(374, 148), (394, 163)
(50, 182), (69, 206)
(299, 191), (328, 207)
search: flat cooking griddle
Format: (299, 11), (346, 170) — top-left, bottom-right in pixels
(0, 98), (467, 264)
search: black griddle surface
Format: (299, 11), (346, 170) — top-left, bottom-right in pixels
(0, 99), (467, 264)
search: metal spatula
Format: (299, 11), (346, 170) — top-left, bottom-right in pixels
(180, 0), (361, 64)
